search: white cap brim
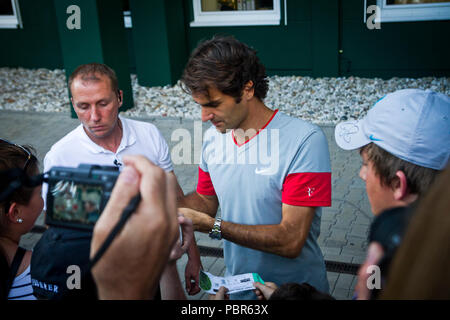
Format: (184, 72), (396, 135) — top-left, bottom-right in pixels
(334, 120), (371, 151)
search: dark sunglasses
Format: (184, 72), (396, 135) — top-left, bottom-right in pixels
(0, 138), (32, 172)
(1, 138), (34, 214)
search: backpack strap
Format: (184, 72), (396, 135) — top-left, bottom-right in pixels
(6, 246), (26, 296)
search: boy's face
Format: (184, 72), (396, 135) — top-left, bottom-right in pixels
(359, 150), (396, 216)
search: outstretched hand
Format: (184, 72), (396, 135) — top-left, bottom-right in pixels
(90, 155), (179, 300)
(254, 282), (278, 300)
(209, 286), (229, 300)
(168, 214), (194, 262)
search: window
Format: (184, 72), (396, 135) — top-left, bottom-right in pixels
(190, 0), (281, 27)
(122, 0), (132, 28)
(0, 0), (22, 28)
(377, 0), (450, 22)
(123, 11), (132, 28)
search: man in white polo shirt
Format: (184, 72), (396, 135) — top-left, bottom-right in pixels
(37, 63), (201, 298)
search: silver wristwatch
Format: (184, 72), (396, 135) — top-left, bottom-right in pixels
(209, 217), (222, 240)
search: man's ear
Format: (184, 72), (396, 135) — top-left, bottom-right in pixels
(243, 81), (255, 100)
(118, 90), (123, 108)
(392, 170), (408, 201)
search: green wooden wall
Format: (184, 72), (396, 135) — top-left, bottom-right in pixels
(341, 0), (450, 78)
(0, 0), (63, 69)
(184, 0), (450, 80)
(1, 0), (449, 83)
(129, 0), (188, 86)
(52, 0), (134, 116)
(183, 0), (339, 77)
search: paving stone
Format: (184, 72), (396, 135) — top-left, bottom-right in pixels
(336, 209), (356, 219)
(325, 239), (348, 248)
(320, 220), (332, 230)
(330, 230), (347, 241)
(354, 215), (372, 225)
(321, 207), (340, 215)
(350, 225), (370, 238)
(335, 274), (356, 290)
(358, 197), (373, 216)
(321, 211), (336, 222)
(322, 247), (342, 256)
(333, 216), (356, 228)
(318, 230), (331, 242)
(346, 191), (366, 204)
(208, 257), (226, 277)
(332, 190), (349, 199)
(352, 256), (367, 265)
(327, 272), (338, 292)
(346, 237), (368, 250)
(341, 247), (367, 259)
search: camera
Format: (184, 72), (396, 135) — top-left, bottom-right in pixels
(45, 164), (120, 231)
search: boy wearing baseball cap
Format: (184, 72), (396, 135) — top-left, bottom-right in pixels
(334, 88), (449, 299)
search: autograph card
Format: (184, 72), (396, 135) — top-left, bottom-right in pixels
(200, 270), (265, 294)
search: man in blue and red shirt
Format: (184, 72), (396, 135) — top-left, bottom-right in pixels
(179, 36), (332, 299)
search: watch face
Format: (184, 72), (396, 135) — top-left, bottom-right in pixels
(209, 230), (221, 240)
(209, 217), (222, 240)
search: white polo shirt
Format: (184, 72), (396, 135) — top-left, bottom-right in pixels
(42, 116), (173, 209)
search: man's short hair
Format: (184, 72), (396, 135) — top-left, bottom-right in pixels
(361, 143), (439, 197)
(68, 63), (119, 97)
(181, 35), (269, 103)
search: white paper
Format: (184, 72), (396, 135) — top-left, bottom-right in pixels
(200, 270), (264, 294)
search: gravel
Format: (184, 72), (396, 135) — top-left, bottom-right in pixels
(1, 67), (449, 124)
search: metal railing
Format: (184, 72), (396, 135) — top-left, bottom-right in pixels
(29, 227), (361, 275)
(197, 245), (359, 275)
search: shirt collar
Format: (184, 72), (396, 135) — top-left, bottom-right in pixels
(78, 115), (136, 154)
(117, 115), (136, 152)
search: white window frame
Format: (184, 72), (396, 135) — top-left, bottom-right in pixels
(377, 0), (450, 23)
(123, 10), (132, 28)
(0, 0), (22, 29)
(190, 0), (280, 27)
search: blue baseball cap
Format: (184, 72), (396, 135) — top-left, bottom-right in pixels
(335, 89), (450, 170)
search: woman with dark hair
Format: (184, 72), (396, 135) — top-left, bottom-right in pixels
(0, 139), (43, 300)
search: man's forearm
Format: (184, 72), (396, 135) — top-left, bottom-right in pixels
(179, 198), (313, 258)
(187, 234), (201, 261)
(159, 262), (187, 300)
(192, 214), (308, 259)
(222, 221), (308, 259)
(178, 192), (218, 217)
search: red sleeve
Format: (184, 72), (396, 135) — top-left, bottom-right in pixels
(196, 167), (216, 196)
(282, 172), (331, 207)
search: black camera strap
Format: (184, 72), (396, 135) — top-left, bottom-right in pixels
(0, 169), (45, 203)
(89, 194), (141, 269)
